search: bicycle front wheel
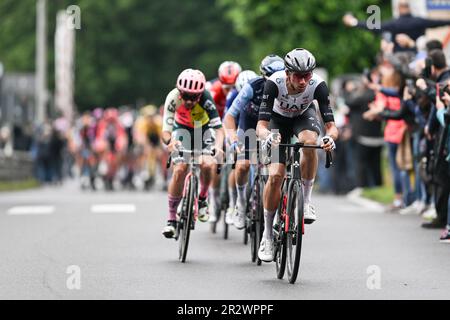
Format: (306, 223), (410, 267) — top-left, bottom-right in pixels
(179, 176), (196, 263)
(256, 177), (265, 266)
(286, 180), (304, 284)
(250, 176), (263, 263)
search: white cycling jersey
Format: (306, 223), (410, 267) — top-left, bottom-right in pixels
(267, 70), (325, 118)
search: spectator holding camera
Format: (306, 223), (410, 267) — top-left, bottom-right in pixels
(433, 91), (450, 241)
(423, 50), (450, 138)
(413, 49), (450, 229)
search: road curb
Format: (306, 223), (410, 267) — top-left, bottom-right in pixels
(346, 188), (385, 212)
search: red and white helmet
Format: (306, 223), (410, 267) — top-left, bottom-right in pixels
(218, 61), (242, 85)
(176, 69), (206, 94)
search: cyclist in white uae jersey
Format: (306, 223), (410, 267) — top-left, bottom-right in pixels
(256, 48), (339, 262)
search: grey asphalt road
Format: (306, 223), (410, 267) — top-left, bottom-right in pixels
(0, 180), (449, 300)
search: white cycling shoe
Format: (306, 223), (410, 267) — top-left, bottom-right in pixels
(258, 238), (274, 262)
(233, 206), (246, 230)
(198, 199), (209, 222)
(162, 221), (177, 239)
(304, 203), (317, 224)
(225, 207), (235, 225)
(208, 211), (218, 223)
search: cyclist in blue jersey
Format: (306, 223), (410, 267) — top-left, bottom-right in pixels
(217, 70), (259, 225)
(223, 55), (285, 229)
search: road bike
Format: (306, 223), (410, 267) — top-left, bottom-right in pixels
(273, 141), (332, 283)
(244, 141), (267, 265)
(167, 147), (217, 263)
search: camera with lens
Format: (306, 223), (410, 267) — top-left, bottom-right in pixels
(437, 82), (450, 100)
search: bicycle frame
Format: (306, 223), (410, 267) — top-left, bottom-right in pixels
(181, 169), (199, 222)
(166, 148), (215, 262)
(274, 141), (332, 283)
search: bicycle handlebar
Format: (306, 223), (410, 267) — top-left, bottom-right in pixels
(166, 148), (221, 174)
(278, 140), (333, 169)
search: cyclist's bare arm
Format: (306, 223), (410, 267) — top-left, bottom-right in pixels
(256, 120), (271, 140)
(314, 82), (338, 142)
(323, 122), (339, 141)
(223, 113), (238, 143)
(162, 88), (180, 134)
(313, 82), (339, 151)
(214, 127), (225, 151)
(161, 130), (181, 153)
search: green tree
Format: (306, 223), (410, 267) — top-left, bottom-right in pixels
(0, 0), (252, 112)
(218, 0), (392, 78)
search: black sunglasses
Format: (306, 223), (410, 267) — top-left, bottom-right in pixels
(181, 92), (201, 101)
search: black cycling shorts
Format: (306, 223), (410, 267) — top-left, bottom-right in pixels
(172, 126), (213, 152)
(269, 106), (322, 164)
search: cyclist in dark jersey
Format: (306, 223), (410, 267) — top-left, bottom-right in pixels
(223, 54), (285, 229)
(256, 48), (339, 262)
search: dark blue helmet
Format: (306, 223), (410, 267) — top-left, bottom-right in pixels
(260, 54), (285, 77)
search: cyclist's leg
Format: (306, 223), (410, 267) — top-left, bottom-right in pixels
(234, 115), (258, 226)
(163, 162), (188, 237)
(294, 107), (321, 222)
(203, 128), (221, 220)
(166, 129), (191, 225)
(199, 155), (215, 198)
(228, 168), (237, 211)
(262, 115), (290, 240)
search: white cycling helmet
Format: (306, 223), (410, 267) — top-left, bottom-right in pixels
(284, 48), (316, 73)
(235, 70), (258, 92)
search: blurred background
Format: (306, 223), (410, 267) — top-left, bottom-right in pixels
(2, 1), (450, 299)
(0, 0), (449, 207)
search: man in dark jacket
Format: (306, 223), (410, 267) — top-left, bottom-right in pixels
(343, 0), (450, 53)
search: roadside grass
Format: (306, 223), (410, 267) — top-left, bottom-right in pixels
(361, 150), (397, 205)
(0, 179), (40, 192)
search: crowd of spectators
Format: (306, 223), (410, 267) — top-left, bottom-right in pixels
(322, 0), (450, 242)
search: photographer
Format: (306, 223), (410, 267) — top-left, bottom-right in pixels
(414, 49), (450, 229)
(421, 50), (450, 138)
(433, 92), (450, 241)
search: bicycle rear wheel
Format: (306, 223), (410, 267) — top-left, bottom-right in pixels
(222, 176), (230, 240)
(223, 207), (229, 239)
(243, 180), (252, 245)
(286, 180), (304, 284)
(179, 176), (196, 263)
(250, 176), (264, 263)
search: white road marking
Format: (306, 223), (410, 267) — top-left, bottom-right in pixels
(91, 204), (136, 213)
(7, 206), (55, 215)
